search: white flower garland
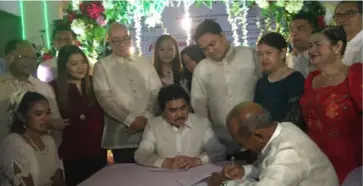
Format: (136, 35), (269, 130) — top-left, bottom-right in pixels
(224, 0), (240, 46)
(134, 13), (142, 55)
(256, 15), (264, 41)
(240, 1), (248, 46)
(182, 3), (192, 45)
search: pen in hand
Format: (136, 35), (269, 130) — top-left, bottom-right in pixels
(231, 156), (235, 165)
(225, 156), (236, 179)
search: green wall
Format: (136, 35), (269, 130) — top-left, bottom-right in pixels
(0, 10), (21, 57)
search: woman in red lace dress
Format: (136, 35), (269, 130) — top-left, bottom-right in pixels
(300, 26), (362, 184)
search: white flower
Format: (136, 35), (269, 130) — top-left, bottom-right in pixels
(285, 0), (304, 14)
(71, 19), (86, 39)
(93, 40), (100, 48)
(255, 0), (269, 9)
(276, 0), (285, 7)
(145, 13), (162, 28)
(323, 3), (335, 25)
(102, 0), (114, 9)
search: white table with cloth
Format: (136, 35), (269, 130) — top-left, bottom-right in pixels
(79, 162), (228, 186)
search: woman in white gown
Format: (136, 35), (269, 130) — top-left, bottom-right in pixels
(0, 90), (65, 186)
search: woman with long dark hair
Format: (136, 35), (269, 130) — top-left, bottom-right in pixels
(49, 45), (106, 186)
(180, 44), (206, 92)
(153, 35), (184, 86)
(0, 91), (65, 186)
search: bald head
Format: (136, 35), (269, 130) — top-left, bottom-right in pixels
(227, 102), (273, 137)
(108, 22), (129, 37)
(107, 22), (132, 57)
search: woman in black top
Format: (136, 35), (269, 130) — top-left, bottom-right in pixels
(254, 32), (305, 129)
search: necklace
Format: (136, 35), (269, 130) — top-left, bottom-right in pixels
(24, 133), (46, 152)
(319, 73), (338, 87)
(268, 66), (288, 82)
(319, 67), (347, 87)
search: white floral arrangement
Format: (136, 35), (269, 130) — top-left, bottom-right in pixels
(285, 0), (304, 14)
(255, 0), (304, 14)
(71, 19), (86, 41)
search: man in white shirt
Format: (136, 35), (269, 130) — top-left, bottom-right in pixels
(0, 40), (67, 143)
(93, 23), (162, 163)
(287, 13), (317, 77)
(334, 1), (362, 65)
(208, 102), (339, 186)
(191, 19), (260, 158)
(135, 84), (225, 169)
(37, 25), (76, 82)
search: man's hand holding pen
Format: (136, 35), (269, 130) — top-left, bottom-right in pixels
(223, 156), (245, 180)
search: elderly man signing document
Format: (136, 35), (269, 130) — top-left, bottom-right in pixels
(209, 102), (339, 186)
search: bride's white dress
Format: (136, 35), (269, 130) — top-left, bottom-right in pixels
(0, 133), (62, 186)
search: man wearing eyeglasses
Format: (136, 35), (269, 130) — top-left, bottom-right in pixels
(93, 22), (162, 163)
(0, 40), (68, 143)
(37, 25), (76, 82)
(334, 1), (362, 66)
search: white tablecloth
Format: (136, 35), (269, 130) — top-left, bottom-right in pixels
(79, 162), (228, 186)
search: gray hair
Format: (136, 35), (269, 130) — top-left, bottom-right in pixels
(227, 102), (274, 137)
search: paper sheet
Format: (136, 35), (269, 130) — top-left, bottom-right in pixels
(175, 164), (223, 186)
(176, 173), (211, 186)
(148, 168), (188, 173)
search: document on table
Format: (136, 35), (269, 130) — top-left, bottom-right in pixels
(176, 164), (223, 186)
(176, 173), (211, 186)
(148, 168), (188, 172)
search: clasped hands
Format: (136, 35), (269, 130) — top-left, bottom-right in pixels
(208, 163), (245, 186)
(126, 116), (147, 134)
(162, 155), (202, 170)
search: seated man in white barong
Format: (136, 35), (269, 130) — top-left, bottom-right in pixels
(208, 102), (339, 186)
(134, 84), (226, 169)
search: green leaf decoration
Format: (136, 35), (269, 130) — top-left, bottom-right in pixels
(41, 0), (328, 64)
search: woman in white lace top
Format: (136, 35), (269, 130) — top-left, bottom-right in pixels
(0, 90), (65, 186)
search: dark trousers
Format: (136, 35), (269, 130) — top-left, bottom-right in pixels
(112, 148), (137, 163)
(226, 150), (257, 164)
(63, 153), (107, 186)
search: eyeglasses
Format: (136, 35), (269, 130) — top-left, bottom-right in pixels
(333, 10), (360, 20)
(17, 55), (38, 63)
(110, 36), (131, 46)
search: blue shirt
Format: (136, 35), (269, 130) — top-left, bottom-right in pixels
(0, 58), (6, 75)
